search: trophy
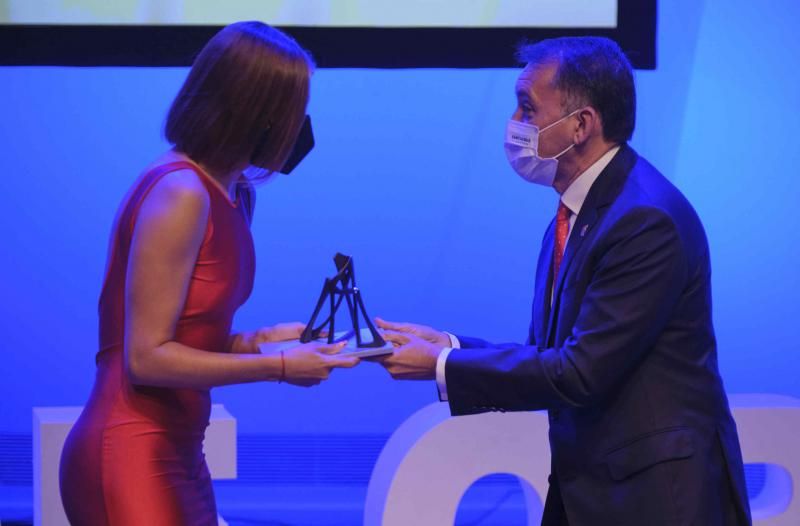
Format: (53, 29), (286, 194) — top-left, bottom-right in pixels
(298, 253), (392, 357)
(259, 253), (393, 358)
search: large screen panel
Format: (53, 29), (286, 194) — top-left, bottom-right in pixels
(2, 1), (618, 28)
(0, 0), (655, 68)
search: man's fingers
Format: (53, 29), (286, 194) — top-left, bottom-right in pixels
(381, 357), (409, 379)
(385, 365), (409, 380)
(375, 317), (392, 329)
(364, 353), (392, 364)
(381, 330), (411, 346)
(375, 318), (408, 332)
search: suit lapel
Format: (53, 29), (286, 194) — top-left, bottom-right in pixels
(534, 219), (556, 346)
(545, 145), (639, 346)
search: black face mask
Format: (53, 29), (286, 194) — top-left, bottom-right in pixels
(250, 115), (315, 174)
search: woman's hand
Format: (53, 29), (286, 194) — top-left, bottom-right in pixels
(255, 322), (307, 343)
(282, 341), (360, 387)
(231, 322), (307, 354)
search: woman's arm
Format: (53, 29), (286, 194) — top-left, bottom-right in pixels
(124, 170), (356, 389)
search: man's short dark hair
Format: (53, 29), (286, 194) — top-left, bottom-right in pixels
(516, 36), (636, 143)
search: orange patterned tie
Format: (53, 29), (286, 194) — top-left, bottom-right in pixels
(553, 200), (570, 282)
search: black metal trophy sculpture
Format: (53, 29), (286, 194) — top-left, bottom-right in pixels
(299, 253), (388, 351)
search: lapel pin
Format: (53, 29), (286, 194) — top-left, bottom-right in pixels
(580, 224), (589, 237)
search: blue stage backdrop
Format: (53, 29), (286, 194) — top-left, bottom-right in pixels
(0, 0), (797, 456)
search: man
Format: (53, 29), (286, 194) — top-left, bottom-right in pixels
(376, 37), (751, 525)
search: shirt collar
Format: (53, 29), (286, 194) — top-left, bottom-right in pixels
(560, 145), (621, 216)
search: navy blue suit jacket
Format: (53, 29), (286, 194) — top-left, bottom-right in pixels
(446, 145), (751, 525)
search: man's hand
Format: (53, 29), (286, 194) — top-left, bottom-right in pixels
(374, 330), (445, 380)
(375, 318), (451, 347)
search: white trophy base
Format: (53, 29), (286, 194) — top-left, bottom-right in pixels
(258, 328), (394, 358)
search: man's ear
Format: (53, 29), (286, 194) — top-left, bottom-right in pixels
(572, 106), (601, 146)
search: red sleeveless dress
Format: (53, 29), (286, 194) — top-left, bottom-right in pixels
(60, 161), (255, 525)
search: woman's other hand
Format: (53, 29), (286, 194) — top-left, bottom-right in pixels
(282, 341), (359, 387)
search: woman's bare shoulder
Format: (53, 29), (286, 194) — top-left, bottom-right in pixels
(142, 168), (210, 220)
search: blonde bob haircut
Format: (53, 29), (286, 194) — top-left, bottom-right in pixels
(165, 21), (314, 176)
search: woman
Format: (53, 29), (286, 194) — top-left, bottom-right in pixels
(59, 21), (357, 525)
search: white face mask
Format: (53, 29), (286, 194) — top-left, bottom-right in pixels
(504, 109), (579, 186)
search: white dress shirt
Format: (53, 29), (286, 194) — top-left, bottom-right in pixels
(435, 146), (621, 402)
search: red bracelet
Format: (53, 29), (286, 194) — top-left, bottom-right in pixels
(279, 350), (286, 383)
